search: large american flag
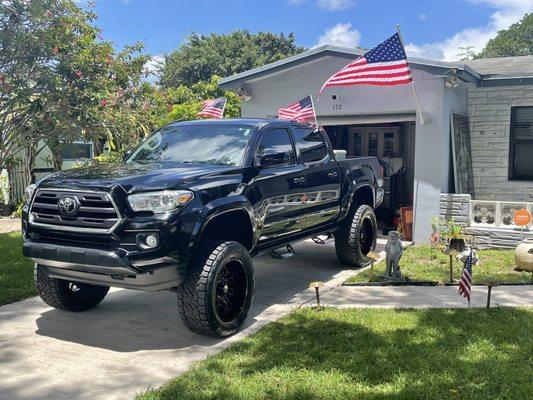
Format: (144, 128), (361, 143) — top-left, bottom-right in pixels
(320, 33), (412, 94)
(278, 95), (316, 123)
(459, 250), (473, 302)
(197, 98), (227, 119)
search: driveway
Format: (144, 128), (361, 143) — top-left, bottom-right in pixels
(0, 218), (20, 234)
(0, 240), (378, 400)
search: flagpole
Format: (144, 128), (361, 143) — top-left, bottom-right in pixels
(395, 24), (425, 126)
(309, 94), (319, 128)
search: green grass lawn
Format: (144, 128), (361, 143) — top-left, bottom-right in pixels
(138, 307), (532, 400)
(346, 245), (531, 285)
(0, 232), (35, 306)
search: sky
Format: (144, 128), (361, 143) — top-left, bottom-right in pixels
(90, 0), (533, 70)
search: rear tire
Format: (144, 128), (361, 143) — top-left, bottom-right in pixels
(334, 204), (377, 267)
(177, 241), (255, 337)
(34, 265), (109, 312)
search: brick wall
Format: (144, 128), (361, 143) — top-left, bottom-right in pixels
(468, 85), (533, 201)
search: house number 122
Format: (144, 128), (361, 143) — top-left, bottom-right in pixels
(332, 104), (342, 111)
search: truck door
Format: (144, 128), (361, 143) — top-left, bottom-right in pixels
(291, 127), (341, 230)
(247, 127), (308, 242)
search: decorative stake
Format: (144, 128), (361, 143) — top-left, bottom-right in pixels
(486, 281), (498, 309)
(367, 251), (381, 279)
(309, 281), (325, 310)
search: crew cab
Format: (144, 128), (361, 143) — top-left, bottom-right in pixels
(22, 119), (383, 337)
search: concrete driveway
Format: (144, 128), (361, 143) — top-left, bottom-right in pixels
(0, 240), (377, 400)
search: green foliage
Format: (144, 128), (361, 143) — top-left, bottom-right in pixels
(347, 244), (530, 284)
(432, 216), (464, 239)
(138, 307), (533, 400)
(160, 30), (305, 87)
(0, 0), (151, 171)
(477, 13), (533, 58)
(0, 232), (35, 305)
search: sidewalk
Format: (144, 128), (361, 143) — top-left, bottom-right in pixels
(314, 284), (533, 308)
(0, 217), (20, 234)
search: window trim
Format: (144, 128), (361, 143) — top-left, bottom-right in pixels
(508, 106), (533, 181)
(254, 127), (297, 168)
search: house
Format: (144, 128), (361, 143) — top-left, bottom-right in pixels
(219, 46), (533, 246)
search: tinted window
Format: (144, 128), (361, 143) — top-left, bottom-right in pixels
(128, 124), (253, 166)
(294, 128), (328, 163)
(256, 129), (295, 166)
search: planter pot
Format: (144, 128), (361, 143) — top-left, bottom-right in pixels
(0, 203), (14, 217)
(515, 239), (533, 272)
(449, 238), (466, 253)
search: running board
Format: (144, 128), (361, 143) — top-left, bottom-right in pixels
(269, 244), (295, 259)
(311, 234), (334, 245)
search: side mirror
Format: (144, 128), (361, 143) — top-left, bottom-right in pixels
(255, 152), (290, 168)
(122, 150), (132, 162)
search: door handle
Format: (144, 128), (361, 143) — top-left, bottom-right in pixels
(293, 176), (305, 184)
(328, 171), (338, 179)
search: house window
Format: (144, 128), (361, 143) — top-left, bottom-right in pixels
(509, 107), (533, 180)
(60, 142), (93, 160)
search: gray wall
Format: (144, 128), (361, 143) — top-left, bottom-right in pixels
(231, 55), (466, 242)
(468, 84), (533, 201)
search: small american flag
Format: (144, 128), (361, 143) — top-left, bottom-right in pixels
(320, 33), (412, 94)
(278, 95), (316, 123)
(459, 250), (473, 302)
(197, 98), (227, 119)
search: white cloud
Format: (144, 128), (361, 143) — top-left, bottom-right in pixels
(419, 13), (427, 21)
(287, 0), (307, 5)
(143, 55), (164, 83)
(406, 0), (533, 61)
(315, 23), (361, 48)
(317, 0), (356, 11)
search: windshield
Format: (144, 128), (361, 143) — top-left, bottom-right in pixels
(127, 124), (253, 166)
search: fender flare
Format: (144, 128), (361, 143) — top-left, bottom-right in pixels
(340, 180), (375, 220)
(187, 195), (256, 255)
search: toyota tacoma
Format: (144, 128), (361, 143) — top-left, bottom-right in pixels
(22, 119), (383, 337)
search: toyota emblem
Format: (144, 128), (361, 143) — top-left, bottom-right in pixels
(57, 195), (79, 215)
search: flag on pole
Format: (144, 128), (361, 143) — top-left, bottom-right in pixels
(458, 250), (473, 302)
(319, 33), (412, 94)
(278, 95), (316, 124)
(197, 98), (227, 119)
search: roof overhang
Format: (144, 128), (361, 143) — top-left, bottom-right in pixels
(218, 45), (481, 89)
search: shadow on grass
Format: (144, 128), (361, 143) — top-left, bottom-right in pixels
(140, 308), (532, 400)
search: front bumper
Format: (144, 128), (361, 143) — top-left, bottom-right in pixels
(23, 241), (184, 291)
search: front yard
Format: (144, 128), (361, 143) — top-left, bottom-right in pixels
(0, 232), (35, 306)
(138, 307), (532, 400)
(346, 245), (531, 285)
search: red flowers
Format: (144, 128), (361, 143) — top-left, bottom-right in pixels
(75, 70), (83, 78)
(52, 47), (60, 55)
(101, 99), (108, 107)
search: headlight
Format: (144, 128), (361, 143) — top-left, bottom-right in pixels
(24, 184), (36, 204)
(128, 190), (194, 213)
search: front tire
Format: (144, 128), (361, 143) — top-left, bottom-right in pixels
(34, 265), (110, 312)
(177, 241), (255, 337)
(334, 204), (377, 267)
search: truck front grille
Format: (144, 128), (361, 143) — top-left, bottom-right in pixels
(29, 189), (121, 233)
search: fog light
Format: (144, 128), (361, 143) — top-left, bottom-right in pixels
(145, 234), (158, 248)
(136, 232), (159, 250)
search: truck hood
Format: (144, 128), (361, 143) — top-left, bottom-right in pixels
(38, 162), (244, 193)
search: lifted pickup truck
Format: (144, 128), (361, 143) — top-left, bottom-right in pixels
(22, 119), (383, 337)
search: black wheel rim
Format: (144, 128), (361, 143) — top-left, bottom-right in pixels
(215, 260), (248, 323)
(359, 218), (374, 255)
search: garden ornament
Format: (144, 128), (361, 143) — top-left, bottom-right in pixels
(456, 247), (478, 265)
(384, 231), (403, 279)
(309, 281), (325, 310)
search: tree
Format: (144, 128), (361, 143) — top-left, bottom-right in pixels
(160, 30), (305, 87)
(477, 13), (533, 58)
(0, 0), (150, 176)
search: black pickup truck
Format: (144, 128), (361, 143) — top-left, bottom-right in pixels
(22, 119), (383, 337)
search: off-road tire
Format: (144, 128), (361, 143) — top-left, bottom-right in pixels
(334, 204), (377, 267)
(177, 241), (255, 337)
(34, 265), (110, 312)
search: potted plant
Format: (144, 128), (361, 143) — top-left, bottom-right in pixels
(444, 219), (466, 253)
